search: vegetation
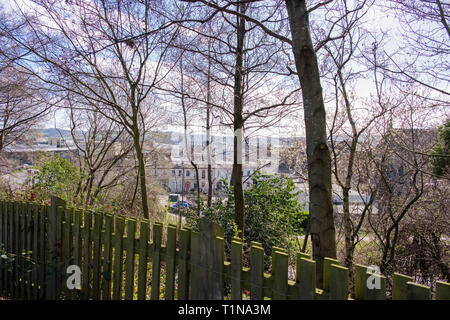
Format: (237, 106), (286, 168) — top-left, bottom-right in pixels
(431, 121), (450, 176)
(32, 153), (81, 204)
(188, 172), (308, 258)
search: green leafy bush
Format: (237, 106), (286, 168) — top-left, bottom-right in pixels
(32, 153), (81, 204)
(187, 171), (308, 257)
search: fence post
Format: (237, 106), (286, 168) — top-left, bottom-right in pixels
(406, 281), (431, 300)
(0, 201), (4, 297)
(231, 237), (243, 300)
(435, 281), (450, 300)
(165, 224), (177, 300)
(392, 272), (414, 300)
(178, 228), (191, 300)
(190, 217), (224, 300)
(322, 257), (339, 292)
(47, 196), (66, 300)
(297, 257), (316, 300)
(329, 264), (349, 300)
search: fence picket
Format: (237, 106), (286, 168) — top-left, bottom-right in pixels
(435, 281), (450, 300)
(31, 205), (40, 299)
(124, 218), (136, 300)
(322, 257), (339, 292)
(63, 208), (73, 300)
(165, 224), (177, 300)
(19, 203), (26, 299)
(272, 250), (288, 300)
(298, 258), (316, 300)
(250, 243), (264, 300)
(25, 203), (33, 299)
(13, 203), (19, 298)
(407, 281), (431, 300)
(329, 264), (349, 300)
(101, 214), (113, 300)
(112, 216), (125, 300)
(0, 201), (5, 296)
(137, 220), (149, 300)
(231, 238), (243, 300)
(177, 228), (190, 300)
(392, 272), (414, 300)
(150, 223), (162, 300)
(92, 212), (103, 300)
(81, 210), (92, 299)
(38, 205), (46, 299)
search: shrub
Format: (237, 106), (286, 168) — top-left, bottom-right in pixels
(187, 171), (308, 257)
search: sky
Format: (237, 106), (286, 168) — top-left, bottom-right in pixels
(2, 0), (448, 138)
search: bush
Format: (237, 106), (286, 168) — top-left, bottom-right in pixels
(32, 153), (81, 204)
(187, 171), (308, 257)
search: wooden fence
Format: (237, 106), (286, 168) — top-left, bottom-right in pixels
(0, 198), (449, 300)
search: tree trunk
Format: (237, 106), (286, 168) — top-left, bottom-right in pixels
(206, 44), (213, 207)
(342, 186), (355, 289)
(232, 1), (246, 238)
(132, 122), (150, 220)
(285, 0), (337, 287)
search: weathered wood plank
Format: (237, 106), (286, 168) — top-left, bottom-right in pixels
(250, 243), (264, 300)
(81, 210), (92, 299)
(392, 272), (414, 300)
(63, 208), (73, 300)
(124, 218), (136, 300)
(101, 214), (113, 300)
(150, 223), (162, 300)
(322, 257), (339, 292)
(231, 238), (243, 300)
(91, 212), (103, 300)
(407, 281), (431, 300)
(435, 281), (450, 300)
(329, 264), (349, 300)
(298, 258), (316, 300)
(177, 228), (190, 300)
(137, 219), (149, 300)
(165, 224), (177, 300)
(272, 250), (288, 300)
(112, 216), (125, 300)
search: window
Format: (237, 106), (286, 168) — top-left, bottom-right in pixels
(186, 170), (190, 177)
(202, 170), (206, 179)
(267, 137), (272, 158)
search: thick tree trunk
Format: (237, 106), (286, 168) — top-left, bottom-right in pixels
(206, 47), (213, 208)
(342, 187), (355, 289)
(232, 2), (246, 238)
(285, 0), (337, 287)
(132, 122), (150, 220)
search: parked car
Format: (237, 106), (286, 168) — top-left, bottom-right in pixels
(171, 200), (192, 209)
(168, 193), (180, 203)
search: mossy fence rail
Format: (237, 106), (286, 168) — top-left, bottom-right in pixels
(0, 197), (449, 300)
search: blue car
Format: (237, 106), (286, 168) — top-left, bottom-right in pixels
(171, 201), (191, 209)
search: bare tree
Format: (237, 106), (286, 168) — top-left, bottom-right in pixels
(2, 0), (181, 219)
(65, 98), (134, 209)
(0, 5), (51, 151)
